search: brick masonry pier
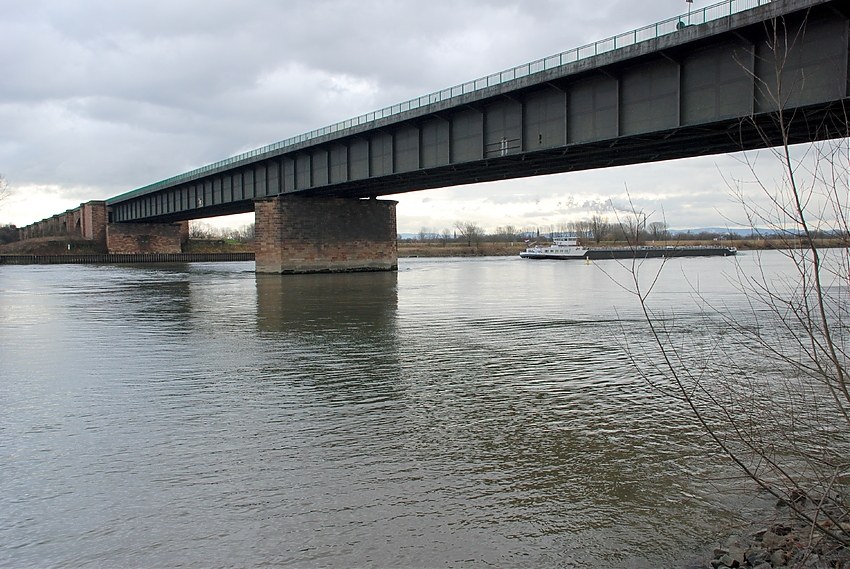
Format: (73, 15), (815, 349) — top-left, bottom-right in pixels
(18, 200), (108, 247)
(16, 201), (190, 254)
(254, 196), (398, 274)
(106, 221), (189, 253)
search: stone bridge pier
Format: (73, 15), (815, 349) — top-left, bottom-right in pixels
(254, 196), (398, 274)
(105, 221), (189, 254)
(15, 201), (189, 254)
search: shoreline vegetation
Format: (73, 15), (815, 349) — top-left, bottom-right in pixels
(2, 236), (847, 257)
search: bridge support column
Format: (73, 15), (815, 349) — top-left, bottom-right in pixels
(80, 200), (108, 250)
(255, 196), (398, 274)
(106, 221), (188, 254)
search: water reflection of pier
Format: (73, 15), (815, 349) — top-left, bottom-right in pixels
(255, 272), (401, 404)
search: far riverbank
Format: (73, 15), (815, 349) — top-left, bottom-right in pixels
(2, 236), (844, 258)
(397, 237), (845, 257)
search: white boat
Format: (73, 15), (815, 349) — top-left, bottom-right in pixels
(519, 237), (587, 259)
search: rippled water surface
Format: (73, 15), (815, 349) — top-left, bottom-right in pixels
(0, 254), (792, 567)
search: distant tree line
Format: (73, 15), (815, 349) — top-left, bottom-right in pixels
(189, 221), (255, 242)
(404, 216), (789, 246)
(0, 224), (17, 245)
(0, 174), (14, 244)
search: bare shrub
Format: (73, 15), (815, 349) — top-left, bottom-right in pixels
(626, 11), (850, 554)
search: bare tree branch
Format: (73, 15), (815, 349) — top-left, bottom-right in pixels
(630, 12), (850, 551)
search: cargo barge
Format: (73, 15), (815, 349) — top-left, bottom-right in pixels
(519, 237), (736, 260)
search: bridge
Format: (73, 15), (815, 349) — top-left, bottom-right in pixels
(18, 0), (850, 272)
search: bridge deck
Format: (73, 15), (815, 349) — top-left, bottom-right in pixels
(104, 0), (848, 224)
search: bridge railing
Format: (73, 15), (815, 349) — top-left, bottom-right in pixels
(114, 0), (772, 202)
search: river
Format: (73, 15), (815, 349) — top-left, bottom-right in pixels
(0, 252), (793, 567)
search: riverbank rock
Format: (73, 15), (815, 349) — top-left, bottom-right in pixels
(707, 521), (849, 569)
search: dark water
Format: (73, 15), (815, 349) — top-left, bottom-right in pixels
(0, 254), (788, 567)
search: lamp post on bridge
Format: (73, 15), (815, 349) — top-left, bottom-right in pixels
(678, 0), (694, 30)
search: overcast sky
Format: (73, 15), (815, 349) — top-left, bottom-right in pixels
(0, 0), (800, 233)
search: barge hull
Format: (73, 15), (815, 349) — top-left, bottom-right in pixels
(585, 247), (736, 260)
(520, 247), (736, 260)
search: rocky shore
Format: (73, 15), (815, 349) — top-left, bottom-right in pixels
(705, 514), (849, 568)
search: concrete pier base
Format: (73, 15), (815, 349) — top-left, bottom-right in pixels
(254, 196), (398, 274)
